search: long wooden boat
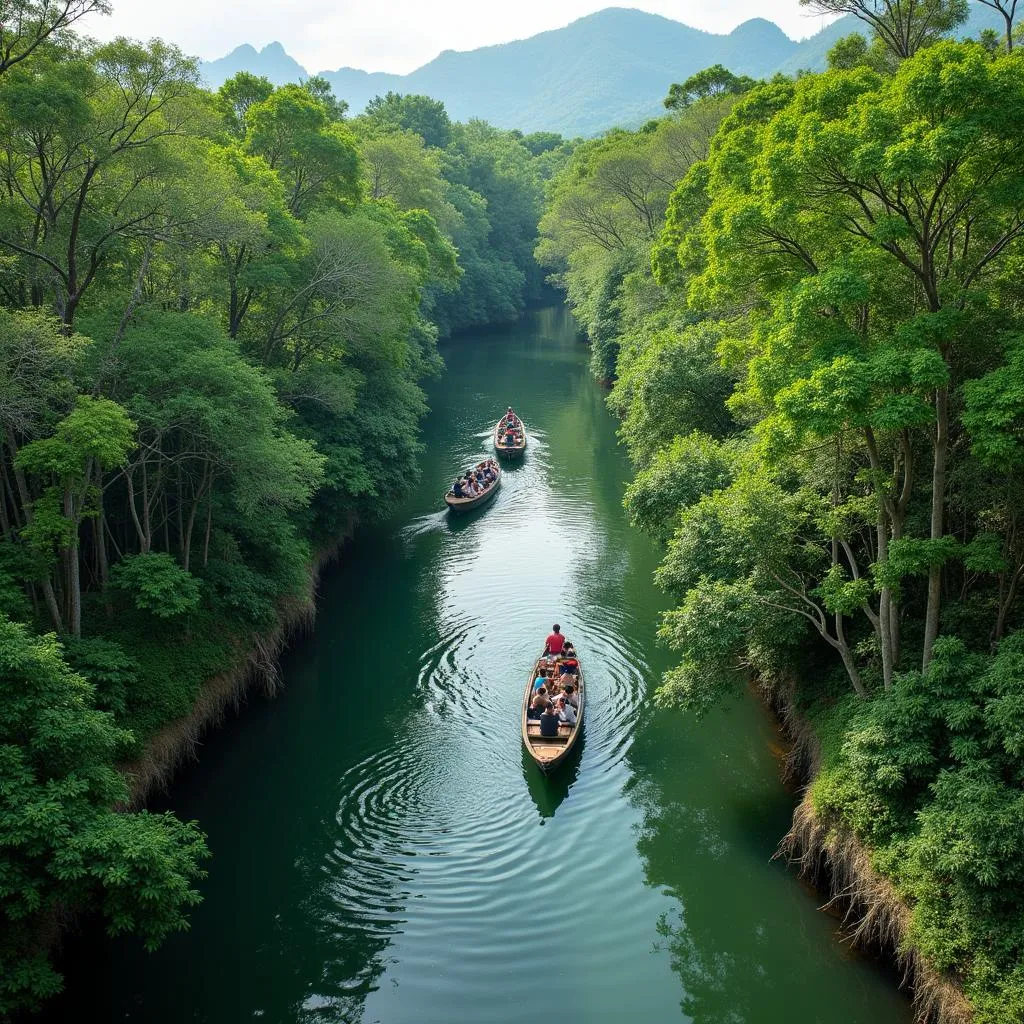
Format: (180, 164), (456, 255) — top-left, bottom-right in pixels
(521, 652), (585, 773)
(444, 461), (501, 512)
(494, 417), (527, 458)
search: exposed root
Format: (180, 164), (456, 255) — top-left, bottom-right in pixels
(770, 694), (974, 1024)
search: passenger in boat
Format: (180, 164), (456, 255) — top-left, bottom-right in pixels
(556, 695), (577, 726)
(452, 478), (466, 498)
(559, 652), (579, 677)
(544, 625), (565, 657)
(533, 671), (547, 692)
(561, 682), (578, 709)
(528, 691), (547, 720)
(539, 701), (560, 737)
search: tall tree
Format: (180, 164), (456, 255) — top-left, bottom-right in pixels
(799, 0), (968, 58)
(16, 396), (135, 637)
(364, 91), (453, 149)
(976, 0), (1019, 49)
(0, 37), (199, 329)
(0, 0), (109, 76)
(662, 44), (1024, 679)
(245, 85), (360, 217)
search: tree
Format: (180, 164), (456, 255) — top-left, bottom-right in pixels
(245, 85), (360, 217)
(94, 310), (324, 569)
(520, 131), (564, 156)
(0, 310), (88, 629)
(359, 130), (453, 223)
(110, 552), (201, 618)
(664, 65), (755, 110)
(0, 37), (200, 329)
(16, 396), (135, 637)
(217, 71), (274, 136)
(190, 143), (302, 338)
(364, 91), (452, 149)
(662, 45), (1024, 681)
(799, 0), (968, 59)
(302, 75), (347, 121)
(0, 0), (109, 77)
(976, 0), (1019, 50)
(0, 614), (208, 1014)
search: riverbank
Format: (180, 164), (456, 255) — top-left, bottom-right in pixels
(120, 535), (352, 809)
(765, 678), (974, 1024)
(40, 307), (914, 1024)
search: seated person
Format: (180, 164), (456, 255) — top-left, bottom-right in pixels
(527, 692), (547, 720)
(533, 670), (548, 691)
(561, 682), (579, 709)
(556, 695), (577, 726)
(539, 702), (560, 737)
(452, 479), (465, 498)
(544, 624), (565, 657)
(559, 652), (579, 676)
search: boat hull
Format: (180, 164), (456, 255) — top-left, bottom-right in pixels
(494, 419), (527, 458)
(521, 654), (584, 773)
(444, 465), (501, 512)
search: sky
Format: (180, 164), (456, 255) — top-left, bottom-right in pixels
(80, 1), (839, 74)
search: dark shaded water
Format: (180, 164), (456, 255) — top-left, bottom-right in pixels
(51, 308), (910, 1023)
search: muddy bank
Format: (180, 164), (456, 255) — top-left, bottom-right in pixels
(768, 683), (972, 1024)
(121, 538), (349, 809)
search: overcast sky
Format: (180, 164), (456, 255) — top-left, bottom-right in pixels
(80, 1), (838, 74)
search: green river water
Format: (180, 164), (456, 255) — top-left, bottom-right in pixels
(52, 307), (912, 1024)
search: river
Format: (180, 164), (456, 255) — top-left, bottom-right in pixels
(51, 307), (911, 1024)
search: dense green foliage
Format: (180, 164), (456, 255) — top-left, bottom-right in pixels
(541, 13), (1024, 1018)
(0, 8), (564, 1012)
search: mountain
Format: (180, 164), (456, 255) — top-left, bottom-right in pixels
(201, 41), (307, 88)
(199, 4), (1006, 136)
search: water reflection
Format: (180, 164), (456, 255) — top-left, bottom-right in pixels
(521, 733), (584, 819)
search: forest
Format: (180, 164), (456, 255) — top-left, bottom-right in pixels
(538, 2), (1024, 1020)
(0, 2), (572, 1012)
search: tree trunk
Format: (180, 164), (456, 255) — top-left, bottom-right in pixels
(203, 495), (213, 569)
(922, 385), (949, 670)
(126, 466), (148, 552)
(836, 613), (867, 698)
(877, 517), (894, 691)
(141, 458), (152, 553)
(64, 488), (81, 638)
(5, 433), (64, 632)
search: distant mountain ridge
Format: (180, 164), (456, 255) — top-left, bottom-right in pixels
(200, 4), (1004, 136)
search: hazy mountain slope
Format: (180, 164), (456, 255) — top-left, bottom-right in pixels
(201, 42), (308, 87)
(199, 3), (1009, 135)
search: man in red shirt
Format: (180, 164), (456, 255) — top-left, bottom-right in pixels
(544, 624), (565, 656)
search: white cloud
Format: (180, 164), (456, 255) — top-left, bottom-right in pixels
(81, 1), (837, 73)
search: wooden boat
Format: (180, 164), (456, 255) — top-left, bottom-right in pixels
(521, 652), (584, 773)
(444, 461), (501, 512)
(494, 417), (527, 458)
